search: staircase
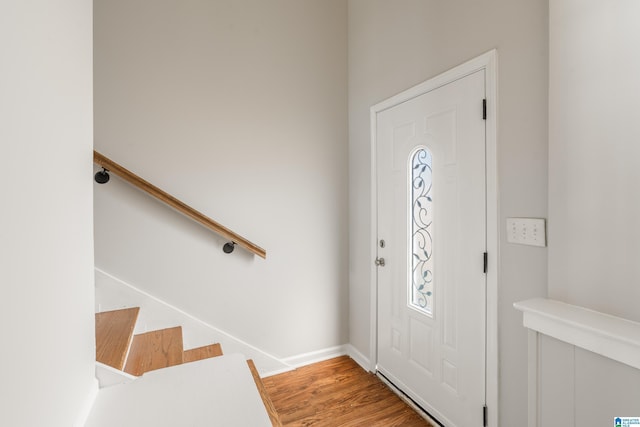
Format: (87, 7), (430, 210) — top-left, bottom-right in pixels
(87, 307), (282, 426)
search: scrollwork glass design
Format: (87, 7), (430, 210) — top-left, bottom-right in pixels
(410, 148), (433, 316)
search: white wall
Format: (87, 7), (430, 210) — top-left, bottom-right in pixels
(0, 1), (96, 425)
(348, 1), (548, 426)
(543, 0), (640, 422)
(548, 0), (640, 322)
(93, 0), (348, 358)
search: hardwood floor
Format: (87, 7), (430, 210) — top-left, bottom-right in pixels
(262, 356), (434, 427)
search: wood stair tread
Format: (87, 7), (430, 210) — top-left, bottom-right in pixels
(124, 326), (184, 376)
(94, 307), (280, 424)
(95, 307), (140, 370)
(183, 343), (223, 363)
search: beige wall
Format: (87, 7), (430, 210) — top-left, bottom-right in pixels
(348, 1), (548, 425)
(94, 0), (349, 358)
(0, 1), (96, 425)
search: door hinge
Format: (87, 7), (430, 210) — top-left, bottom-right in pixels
(483, 252), (488, 274)
(482, 99), (487, 120)
(483, 405), (488, 426)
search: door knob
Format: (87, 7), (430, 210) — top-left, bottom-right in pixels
(375, 257), (386, 267)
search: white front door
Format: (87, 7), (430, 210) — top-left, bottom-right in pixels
(376, 70), (486, 427)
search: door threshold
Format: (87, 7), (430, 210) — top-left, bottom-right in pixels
(376, 371), (445, 427)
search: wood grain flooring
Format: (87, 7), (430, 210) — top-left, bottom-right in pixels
(262, 356), (434, 427)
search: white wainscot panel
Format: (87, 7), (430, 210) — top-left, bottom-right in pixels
(515, 298), (640, 427)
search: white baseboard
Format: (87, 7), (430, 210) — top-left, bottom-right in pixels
(73, 378), (99, 427)
(345, 344), (371, 372)
(261, 344), (369, 378)
(281, 344), (348, 368)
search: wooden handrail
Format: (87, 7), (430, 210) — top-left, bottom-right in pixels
(94, 150), (266, 259)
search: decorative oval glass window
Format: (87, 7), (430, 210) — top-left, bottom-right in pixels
(410, 148), (433, 316)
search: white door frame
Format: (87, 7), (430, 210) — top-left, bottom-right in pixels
(369, 50), (498, 427)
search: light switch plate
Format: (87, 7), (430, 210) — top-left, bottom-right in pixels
(506, 218), (546, 247)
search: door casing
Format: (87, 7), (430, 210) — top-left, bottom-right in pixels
(369, 50), (498, 427)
